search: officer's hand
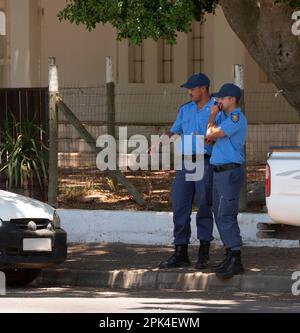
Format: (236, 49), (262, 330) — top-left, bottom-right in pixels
(205, 137), (215, 145)
(210, 104), (221, 115)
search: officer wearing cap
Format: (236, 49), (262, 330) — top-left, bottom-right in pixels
(158, 73), (215, 269)
(205, 83), (248, 279)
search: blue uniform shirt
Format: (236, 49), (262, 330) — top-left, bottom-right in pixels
(210, 108), (247, 166)
(170, 98), (215, 155)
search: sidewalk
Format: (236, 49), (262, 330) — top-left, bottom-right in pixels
(37, 243), (300, 293)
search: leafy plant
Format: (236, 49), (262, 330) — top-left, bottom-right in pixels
(0, 115), (48, 192)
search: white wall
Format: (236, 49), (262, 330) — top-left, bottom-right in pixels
(58, 210), (299, 248)
(38, 2), (248, 92)
(8, 0), (40, 87)
(210, 7), (246, 91)
(40, 0), (117, 87)
(6, 1), (278, 101)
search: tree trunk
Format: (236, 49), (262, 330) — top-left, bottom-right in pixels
(220, 0), (300, 116)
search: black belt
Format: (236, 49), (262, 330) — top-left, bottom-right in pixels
(182, 154), (210, 162)
(213, 163), (241, 172)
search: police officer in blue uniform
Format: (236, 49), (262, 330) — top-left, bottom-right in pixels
(205, 83), (248, 279)
(158, 73), (215, 269)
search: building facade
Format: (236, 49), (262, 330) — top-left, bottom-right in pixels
(0, 0), (284, 92)
(1, 0), (300, 167)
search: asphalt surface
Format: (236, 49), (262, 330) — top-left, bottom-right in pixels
(2, 287), (300, 313)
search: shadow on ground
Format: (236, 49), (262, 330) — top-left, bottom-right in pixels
(61, 243), (300, 275)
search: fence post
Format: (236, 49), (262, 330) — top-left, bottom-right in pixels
(234, 64), (247, 211)
(106, 56), (116, 138)
(105, 56), (118, 189)
(48, 57), (59, 207)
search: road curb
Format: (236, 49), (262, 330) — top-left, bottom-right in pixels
(36, 269), (293, 293)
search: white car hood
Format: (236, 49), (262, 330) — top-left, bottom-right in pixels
(0, 190), (54, 221)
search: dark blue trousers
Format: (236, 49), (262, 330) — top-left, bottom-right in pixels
(213, 166), (244, 249)
(172, 158), (213, 245)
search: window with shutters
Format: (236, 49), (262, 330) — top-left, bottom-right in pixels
(157, 38), (174, 83)
(128, 42), (144, 83)
(188, 21), (205, 75)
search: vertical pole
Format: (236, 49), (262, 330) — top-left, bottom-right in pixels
(48, 57), (59, 207)
(106, 56), (116, 138)
(105, 57), (118, 189)
(234, 64), (247, 211)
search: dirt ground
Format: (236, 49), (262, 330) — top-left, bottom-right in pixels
(57, 165), (266, 211)
(58, 169), (175, 211)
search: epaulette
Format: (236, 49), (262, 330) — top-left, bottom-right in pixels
(178, 100), (192, 112)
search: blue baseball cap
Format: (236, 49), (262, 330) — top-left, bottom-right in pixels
(181, 73), (210, 89)
(212, 83), (241, 101)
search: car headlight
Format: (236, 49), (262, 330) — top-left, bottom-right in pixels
(52, 211), (61, 228)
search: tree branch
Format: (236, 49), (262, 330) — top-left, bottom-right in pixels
(221, 0), (300, 114)
(220, 0), (260, 52)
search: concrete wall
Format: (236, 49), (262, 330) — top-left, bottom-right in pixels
(8, 0), (40, 87)
(58, 210), (299, 247)
(244, 47), (298, 122)
(5, 1), (297, 95)
(209, 7), (245, 90)
(116, 7), (246, 93)
(5, 1), (285, 94)
(0, 0), (8, 87)
(37, 3), (299, 123)
(40, 0), (117, 87)
(4, 1), (299, 123)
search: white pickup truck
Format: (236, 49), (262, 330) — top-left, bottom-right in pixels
(258, 146), (300, 239)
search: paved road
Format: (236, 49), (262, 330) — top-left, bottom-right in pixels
(1, 287), (300, 313)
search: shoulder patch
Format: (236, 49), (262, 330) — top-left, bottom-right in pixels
(231, 113), (239, 123)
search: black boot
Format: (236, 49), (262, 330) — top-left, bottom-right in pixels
(215, 250), (244, 279)
(195, 240), (210, 270)
(158, 245), (191, 269)
(213, 248), (230, 271)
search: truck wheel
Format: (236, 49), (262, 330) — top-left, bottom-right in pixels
(3, 269), (41, 287)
